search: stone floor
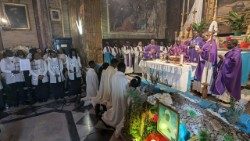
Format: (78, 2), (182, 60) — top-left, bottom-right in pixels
(0, 98), (114, 141)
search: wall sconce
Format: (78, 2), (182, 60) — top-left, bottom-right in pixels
(0, 15), (11, 31)
(76, 19), (83, 35)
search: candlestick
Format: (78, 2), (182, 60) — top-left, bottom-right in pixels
(181, 0), (186, 28)
(186, 0), (190, 15)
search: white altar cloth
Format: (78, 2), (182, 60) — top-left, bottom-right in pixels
(139, 60), (197, 92)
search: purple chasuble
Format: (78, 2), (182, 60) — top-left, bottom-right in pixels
(188, 36), (205, 62)
(169, 43), (188, 57)
(211, 47), (242, 100)
(144, 44), (160, 59)
(195, 39), (217, 81)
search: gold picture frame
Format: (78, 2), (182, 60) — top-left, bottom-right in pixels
(50, 9), (61, 22)
(3, 3), (30, 30)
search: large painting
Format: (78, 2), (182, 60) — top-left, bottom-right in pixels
(3, 3), (30, 30)
(157, 103), (179, 141)
(107, 0), (157, 33)
(217, 0), (250, 34)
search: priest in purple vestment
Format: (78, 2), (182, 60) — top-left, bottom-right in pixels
(211, 39), (242, 100)
(144, 39), (160, 59)
(195, 32), (217, 81)
(169, 40), (188, 58)
(193, 32), (217, 95)
(187, 31), (205, 62)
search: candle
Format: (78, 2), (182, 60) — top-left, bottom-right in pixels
(187, 0), (190, 15)
(181, 0), (186, 27)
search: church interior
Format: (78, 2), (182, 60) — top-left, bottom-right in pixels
(0, 0), (250, 141)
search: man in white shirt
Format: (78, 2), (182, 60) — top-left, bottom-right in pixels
(102, 62), (129, 129)
(47, 51), (65, 100)
(133, 41), (143, 73)
(0, 50), (25, 107)
(30, 52), (49, 102)
(66, 49), (82, 96)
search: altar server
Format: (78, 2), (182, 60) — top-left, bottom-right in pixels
(85, 61), (98, 103)
(212, 39), (242, 102)
(133, 41), (144, 73)
(1, 50), (25, 106)
(30, 52), (49, 102)
(122, 41), (133, 73)
(159, 42), (168, 57)
(97, 62), (109, 83)
(193, 32), (217, 96)
(102, 62), (129, 128)
(187, 31), (205, 62)
(103, 42), (113, 64)
(16, 50), (28, 104)
(48, 51), (65, 99)
(92, 59), (118, 107)
(144, 39), (160, 59)
(66, 49), (82, 96)
(111, 45), (119, 59)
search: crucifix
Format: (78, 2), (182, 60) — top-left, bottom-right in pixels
(192, 9), (198, 23)
(180, 0), (186, 39)
(188, 9), (197, 38)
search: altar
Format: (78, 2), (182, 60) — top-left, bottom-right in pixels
(139, 60), (197, 92)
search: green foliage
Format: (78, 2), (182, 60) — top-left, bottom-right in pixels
(124, 89), (145, 141)
(192, 22), (207, 33)
(223, 134), (234, 141)
(198, 130), (210, 141)
(227, 11), (246, 32)
(142, 113), (158, 140)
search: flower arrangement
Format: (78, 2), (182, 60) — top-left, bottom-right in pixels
(192, 22), (207, 34)
(240, 35), (250, 48)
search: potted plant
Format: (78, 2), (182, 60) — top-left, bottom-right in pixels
(227, 11), (246, 36)
(192, 22), (207, 34)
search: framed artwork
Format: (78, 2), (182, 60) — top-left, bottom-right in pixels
(217, 0), (250, 34)
(102, 0), (166, 39)
(157, 102), (180, 141)
(50, 9), (61, 21)
(3, 3), (30, 30)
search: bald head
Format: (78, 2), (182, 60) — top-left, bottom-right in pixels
(150, 39), (155, 45)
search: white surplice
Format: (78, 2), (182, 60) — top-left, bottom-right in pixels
(86, 68), (99, 98)
(111, 47), (119, 59)
(102, 71), (129, 128)
(47, 58), (64, 83)
(122, 46), (133, 74)
(133, 46), (143, 73)
(66, 56), (82, 80)
(91, 66), (116, 108)
(30, 59), (48, 86)
(0, 57), (25, 85)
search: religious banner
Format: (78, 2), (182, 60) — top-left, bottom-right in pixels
(157, 103), (180, 141)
